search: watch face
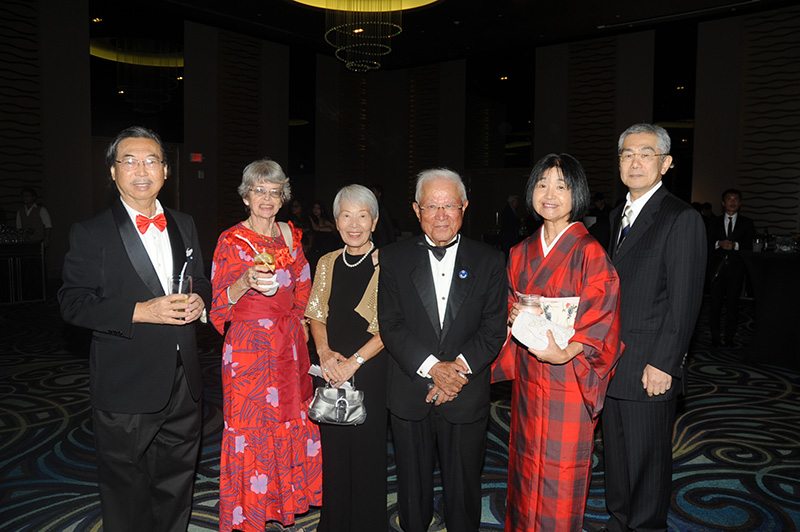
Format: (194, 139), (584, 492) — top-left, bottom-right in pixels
(356, 355), (365, 364)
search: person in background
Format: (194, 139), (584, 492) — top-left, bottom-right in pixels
(309, 200), (336, 233)
(59, 126), (210, 532)
(493, 153), (623, 532)
(306, 184), (388, 532)
(210, 158), (320, 532)
(707, 188), (755, 347)
(369, 183), (398, 248)
(587, 192), (612, 250)
(17, 186), (52, 247)
(379, 168), (507, 532)
(308, 200), (341, 268)
(287, 198), (314, 259)
(498, 194), (523, 257)
(602, 123), (706, 532)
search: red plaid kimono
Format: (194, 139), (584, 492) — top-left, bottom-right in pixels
(492, 223), (623, 532)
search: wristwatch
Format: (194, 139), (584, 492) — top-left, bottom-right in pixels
(354, 353), (365, 365)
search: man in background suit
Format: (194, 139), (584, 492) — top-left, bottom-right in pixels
(379, 168), (507, 532)
(59, 126), (211, 532)
(602, 123), (706, 532)
(708, 188), (755, 347)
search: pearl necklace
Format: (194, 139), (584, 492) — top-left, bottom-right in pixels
(342, 242), (374, 268)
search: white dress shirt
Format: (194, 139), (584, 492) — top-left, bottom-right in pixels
(120, 199), (173, 295)
(416, 235), (472, 378)
(716, 213), (740, 250)
(619, 181), (663, 242)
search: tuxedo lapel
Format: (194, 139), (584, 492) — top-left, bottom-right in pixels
(614, 187), (666, 263)
(164, 210), (187, 278)
(441, 240), (472, 341)
(411, 236), (441, 336)
(112, 200), (166, 297)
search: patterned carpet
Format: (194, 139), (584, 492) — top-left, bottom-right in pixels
(1, 297), (798, 532)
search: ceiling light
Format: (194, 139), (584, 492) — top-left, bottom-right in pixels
(293, 0), (438, 72)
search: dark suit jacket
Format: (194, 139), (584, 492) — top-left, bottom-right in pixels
(707, 213), (755, 270)
(607, 187), (706, 401)
(378, 235), (507, 423)
(59, 199), (211, 414)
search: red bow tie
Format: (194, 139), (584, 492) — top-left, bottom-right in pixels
(136, 213), (167, 234)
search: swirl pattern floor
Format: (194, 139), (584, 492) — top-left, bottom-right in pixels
(1, 298), (797, 531)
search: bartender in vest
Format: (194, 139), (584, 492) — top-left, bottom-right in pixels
(16, 186), (52, 247)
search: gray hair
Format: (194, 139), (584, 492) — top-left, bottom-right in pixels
(414, 168), (467, 204)
(333, 184), (379, 219)
(237, 158), (291, 202)
(618, 123), (671, 162)
(106, 126), (168, 175)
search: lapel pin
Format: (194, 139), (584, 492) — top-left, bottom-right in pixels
(459, 269), (468, 279)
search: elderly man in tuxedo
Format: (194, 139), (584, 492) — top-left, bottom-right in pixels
(378, 168), (507, 532)
(602, 123), (706, 532)
(59, 126), (211, 532)
(708, 188), (755, 347)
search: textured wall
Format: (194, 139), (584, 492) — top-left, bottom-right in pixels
(0, 0), (43, 224)
(535, 32), (655, 206)
(737, 5), (800, 233)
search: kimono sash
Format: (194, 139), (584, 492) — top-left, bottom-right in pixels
(231, 290), (313, 421)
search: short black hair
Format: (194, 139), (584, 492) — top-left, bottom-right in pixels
(105, 126), (168, 175)
(525, 153), (591, 222)
(21, 186), (37, 198)
(721, 188), (742, 201)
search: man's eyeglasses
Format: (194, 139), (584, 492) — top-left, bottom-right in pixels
(116, 157), (164, 170)
(619, 152), (664, 163)
(417, 204), (464, 215)
(250, 186), (282, 198)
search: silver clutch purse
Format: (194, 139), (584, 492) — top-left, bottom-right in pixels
(308, 382), (367, 426)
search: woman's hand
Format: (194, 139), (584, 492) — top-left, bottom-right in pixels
(528, 330), (579, 365)
(243, 265), (279, 295)
(318, 347), (347, 385)
(508, 302), (523, 325)
(334, 356), (361, 385)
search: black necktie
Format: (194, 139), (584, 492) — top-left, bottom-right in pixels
(727, 216), (733, 237)
(418, 236), (459, 261)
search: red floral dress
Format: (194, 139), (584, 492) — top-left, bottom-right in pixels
(210, 222), (322, 532)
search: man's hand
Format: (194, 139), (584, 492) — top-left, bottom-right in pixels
(134, 293), (203, 325)
(642, 363), (672, 397)
(184, 293), (205, 324)
(428, 361), (469, 397)
(719, 239), (735, 251)
(425, 383), (457, 406)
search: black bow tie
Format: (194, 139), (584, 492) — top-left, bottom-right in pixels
(418, 236), (459, 261)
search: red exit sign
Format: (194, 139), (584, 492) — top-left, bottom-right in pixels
(189, 153), (204, 162)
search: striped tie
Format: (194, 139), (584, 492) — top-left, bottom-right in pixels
(617, 206), (632, 252)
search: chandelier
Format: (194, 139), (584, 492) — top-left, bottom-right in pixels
(293, 0), (437, 72)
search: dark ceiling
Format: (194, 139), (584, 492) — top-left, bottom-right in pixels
(92, 0), (793, 70)
(87, 0), (792, 158)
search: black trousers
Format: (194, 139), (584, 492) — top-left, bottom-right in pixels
(92, 365), (202, 532)
(602, 396), (677, 532)
(390, 410), (488, 532)
(710, 261), (746, 343)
